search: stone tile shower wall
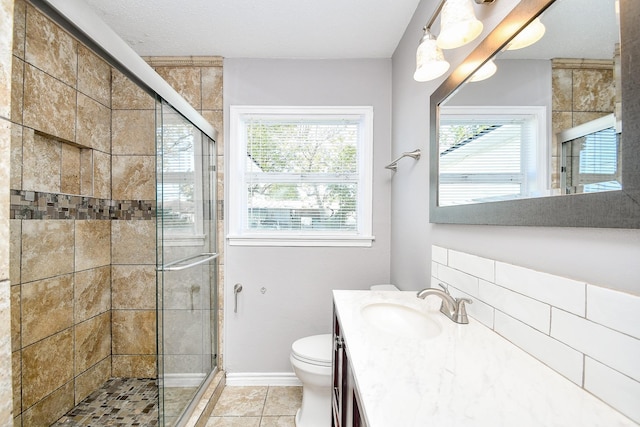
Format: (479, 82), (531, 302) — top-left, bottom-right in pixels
(1, 1), (16, 426)
(8, 2), (156, 425)
(431, 245), (640, 424)
(109, 69), (158, 379)
(7, 3), (225, 425)
(550, 57), (617, 191)
(145, 56), (225, 370)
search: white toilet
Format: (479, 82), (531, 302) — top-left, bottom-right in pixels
(290, 284), (398, 427)
(290, 334), (333, 427)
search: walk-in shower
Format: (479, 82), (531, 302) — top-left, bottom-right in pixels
(9, 1), (221, 425)
(52, 99), (219, 427)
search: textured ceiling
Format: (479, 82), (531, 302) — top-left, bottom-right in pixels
(78, 0), (618, 61)
(79, 0), (423, 58)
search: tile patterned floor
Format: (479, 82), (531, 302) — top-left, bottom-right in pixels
(53, 378), (159, 426)
(206, 386), (302, 427)
(52, 378), (200, 426)
(51, 380), (302, 427)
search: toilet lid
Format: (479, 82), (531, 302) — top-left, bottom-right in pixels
(291, 334), (333, 365)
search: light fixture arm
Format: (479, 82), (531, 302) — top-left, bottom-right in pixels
(425, 0), (447, 31)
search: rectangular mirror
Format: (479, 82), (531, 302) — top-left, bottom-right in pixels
(429, 0), (640, 228)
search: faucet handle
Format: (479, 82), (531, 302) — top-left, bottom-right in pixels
(438, 283), (450, 294)
(454, 298), (473, 324)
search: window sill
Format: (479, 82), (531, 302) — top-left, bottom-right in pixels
(227, 234), (375, 247)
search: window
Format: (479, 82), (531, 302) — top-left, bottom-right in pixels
(229, 106), (374, 246)
(158, 103), (208, 246)
(438, 106), (547, 206)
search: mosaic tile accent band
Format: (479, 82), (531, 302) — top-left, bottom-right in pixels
(10, 190), (155, 220)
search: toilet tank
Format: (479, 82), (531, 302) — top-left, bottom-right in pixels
(370, 284), (399, 291)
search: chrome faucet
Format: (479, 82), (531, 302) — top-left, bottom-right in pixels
(417, 284), (473, 324)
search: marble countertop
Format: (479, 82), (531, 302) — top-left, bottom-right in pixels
(333, 290), (636, 427)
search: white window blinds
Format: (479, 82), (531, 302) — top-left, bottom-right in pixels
(580, 127), (620, 192)
(438, 106), (545, 206)
(158, 112), (201, 236)
(563, 126), (621, 194)
(245, 117), (358, 231)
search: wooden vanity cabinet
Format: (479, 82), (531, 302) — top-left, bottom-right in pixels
(332, 309), (368, 427)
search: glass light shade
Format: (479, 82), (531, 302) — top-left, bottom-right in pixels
(469, 59), (497, 82)
(437, 0), (483, 49)
(506, 18), (546, 50)
(414, 33), (450, 82)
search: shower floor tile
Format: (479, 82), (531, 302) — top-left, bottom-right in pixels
(53, 378), (159, 426)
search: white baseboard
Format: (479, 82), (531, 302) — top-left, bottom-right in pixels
(225, 372), (302, 386)
(164, 373), (207, 388)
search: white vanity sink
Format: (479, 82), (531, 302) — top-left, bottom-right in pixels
(335, 290), (636, 427)
(361, 302), (442, 340)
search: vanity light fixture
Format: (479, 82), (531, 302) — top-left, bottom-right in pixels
(413, 0), (495, 82)
(437, 0), (484, 49)
(505, 17), (546, 50)
(470, 16), (546, 82)
(414, 29), (450, 82)
(468, 58), (497, 82)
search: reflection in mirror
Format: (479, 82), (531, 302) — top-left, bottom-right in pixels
(559, 114), (620, 194)
(439, 106), (546, 205)
(430, 0), (640, 228)
(437, 0), (621, 206)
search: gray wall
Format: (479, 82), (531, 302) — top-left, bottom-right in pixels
(223, 59), (393, 373)
(221, 0), (640, 377)
(391, 0), (640, 295)
(446, 59), (551, 107)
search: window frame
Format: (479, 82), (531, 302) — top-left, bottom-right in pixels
(228, 105), (374, 247)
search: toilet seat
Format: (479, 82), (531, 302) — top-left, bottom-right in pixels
(291, 334), (332, 367)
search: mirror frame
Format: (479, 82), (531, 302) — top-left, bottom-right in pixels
(429, 0), (640, 228)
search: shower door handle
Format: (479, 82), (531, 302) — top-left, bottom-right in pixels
(159, 252), (218, 271)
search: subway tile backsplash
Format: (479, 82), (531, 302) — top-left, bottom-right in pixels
(584, 357), (640, 424)
(551, 308), (640, 382)
(496, 261), (586, 316)
(586, 284), (640, 338)
(494, 310), (584, 385)
(479, 279), (551, 333)
(432, 245), (640, 424)
(449, 250), (494, 282)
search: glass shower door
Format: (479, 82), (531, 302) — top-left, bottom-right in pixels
(156, 100), (218, 426)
